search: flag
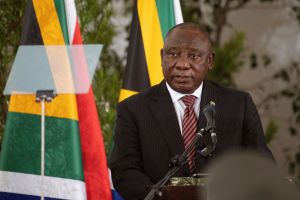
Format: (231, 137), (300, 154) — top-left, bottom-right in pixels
(119, 0), (183, 102)
(64, 1), (112, 200)
(0, 0), (113, 199)
(63, 0), (122, 199)
(0, 0), (85, 199)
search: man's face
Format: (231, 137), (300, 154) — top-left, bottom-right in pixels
(161, 28), (214, 94)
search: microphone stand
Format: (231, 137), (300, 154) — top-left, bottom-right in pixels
(144, 129), (205, 200)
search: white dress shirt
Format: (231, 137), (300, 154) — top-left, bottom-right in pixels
(166, 82), (203, 134)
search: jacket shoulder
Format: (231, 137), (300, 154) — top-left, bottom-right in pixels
(117, 84), (161, 107)
(206, 80), (249, 98)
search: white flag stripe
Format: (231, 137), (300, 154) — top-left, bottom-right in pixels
(0, 171), (86, 200)
(173, 0), (183, 24)
(108, 169), (115, 190)
(64, 0), (77, 43)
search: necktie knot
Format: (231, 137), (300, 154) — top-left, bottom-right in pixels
(181, 95), (197, 108)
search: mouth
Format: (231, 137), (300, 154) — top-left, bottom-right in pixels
(173, 75), (192, 83)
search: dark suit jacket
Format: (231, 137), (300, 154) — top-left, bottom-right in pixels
(110, 80), (273, 200)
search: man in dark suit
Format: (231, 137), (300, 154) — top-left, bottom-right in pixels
(110, 22), (273, 200)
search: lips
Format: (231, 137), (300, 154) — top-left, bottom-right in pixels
(173, 75), (192, 82)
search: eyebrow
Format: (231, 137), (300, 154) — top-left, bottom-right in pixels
(165, 46), (205, 53)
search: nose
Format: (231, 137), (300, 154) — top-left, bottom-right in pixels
(175, 53), (190, 69)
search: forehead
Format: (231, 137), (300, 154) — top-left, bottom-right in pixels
(164, 28), (210, 51)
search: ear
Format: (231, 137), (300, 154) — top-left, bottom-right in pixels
(160, 48), (164, 66)
(208, 52), (215, 70)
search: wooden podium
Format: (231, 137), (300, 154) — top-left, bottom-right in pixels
(159, 185), (206, 200)
(158, 175), (207, 200)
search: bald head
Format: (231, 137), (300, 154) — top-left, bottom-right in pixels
(164, 22), (212, 52)
(206, 152), (300, 200)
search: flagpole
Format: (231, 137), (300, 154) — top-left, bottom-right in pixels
(35, 90), (56, 200)
(41, 98), (45, 200)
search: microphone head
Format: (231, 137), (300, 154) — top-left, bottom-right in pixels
(203, 104), (215, 118)
(203, 103), (216, 130)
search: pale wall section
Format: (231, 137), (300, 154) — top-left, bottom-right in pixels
(225, 0), (300, 178)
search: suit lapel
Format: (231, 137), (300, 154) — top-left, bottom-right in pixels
(149, 82), (185, 157)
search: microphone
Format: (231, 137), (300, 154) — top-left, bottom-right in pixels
(203, 102), (217, 145)
(203, 102), (216, 131)
(197, 102), (217, 157)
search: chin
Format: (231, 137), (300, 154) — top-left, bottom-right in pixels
(174, 86), (194, 94)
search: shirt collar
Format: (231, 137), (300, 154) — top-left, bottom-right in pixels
(166, 82), (203, 103)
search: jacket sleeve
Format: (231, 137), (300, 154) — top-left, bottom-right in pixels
(109, 101), (153, 200)
(242, 93), (275, 161)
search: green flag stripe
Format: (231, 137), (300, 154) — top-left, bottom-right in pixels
(155, 0), (176, 39)
(54, 0), (70, 44)
(0, 112), (84, 181)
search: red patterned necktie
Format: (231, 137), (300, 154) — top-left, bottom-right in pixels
(181, 95), (197, 173)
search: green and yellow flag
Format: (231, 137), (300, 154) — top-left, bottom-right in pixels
(0, 0), (111, 199)
(119, 0), (183, 102)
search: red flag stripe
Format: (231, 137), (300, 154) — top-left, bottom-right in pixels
(72, 17), (112, 200)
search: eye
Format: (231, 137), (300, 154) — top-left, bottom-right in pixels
(167, 51), (179, 57)
(189, 53), (200, 59)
